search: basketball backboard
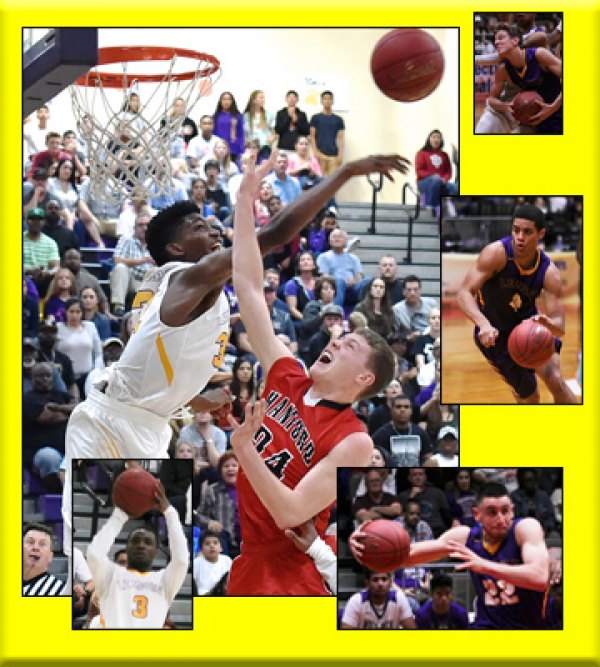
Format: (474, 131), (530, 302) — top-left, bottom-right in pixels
(23, 28), (98, 118)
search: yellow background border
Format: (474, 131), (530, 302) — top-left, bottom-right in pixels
(3, 2), (599, 665)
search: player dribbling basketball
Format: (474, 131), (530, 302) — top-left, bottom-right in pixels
(86, 481), (188, 629)
(456, 204), (576, 404)
(350, 482), (551, 629)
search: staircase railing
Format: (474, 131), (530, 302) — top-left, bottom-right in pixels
(366, 173), (384, 235)
(402, 182), (421, 264)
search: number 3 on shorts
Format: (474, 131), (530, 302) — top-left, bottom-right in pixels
(212, 332), (229, 368)
(132, 594), (148, 618)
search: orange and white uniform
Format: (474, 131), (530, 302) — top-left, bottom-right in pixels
(86, 506), (188, 629)
(62, 262), (230, 559)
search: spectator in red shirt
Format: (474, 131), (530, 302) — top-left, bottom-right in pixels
(415, 129), (458, 209)
(28, 132), (86, 181)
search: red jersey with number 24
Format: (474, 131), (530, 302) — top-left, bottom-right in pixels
(237, 356), (366, 548)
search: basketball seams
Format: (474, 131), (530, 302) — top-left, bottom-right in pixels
(370, 28), (444, 102)
(508, 321), (554, 368)
(357, 520), (411, 571)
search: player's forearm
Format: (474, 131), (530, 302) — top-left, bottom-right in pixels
(402, 540), (451, 567)
(164, 505), (190, 599)
(543, 315), (565, 337)
(456, 288), (491, 328)
(488, 96), (511, 114)
(475, 53), (501, 65)
(234, 445), (310, 530)
(233, 178), (264, 297)
(165, 506), (189, 567)
(87, 507), (128, 569)
(480, 560), (548, 592)
(256, 165), (352, 253)
(306, 537), (337, 594)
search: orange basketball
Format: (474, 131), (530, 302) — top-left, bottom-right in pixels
(370, 28), (445, 102)
(112, 468), (158, 518)
(512, 90), (544, 124)
(508, 319), (555, 369)
(355, 519), (411, 572)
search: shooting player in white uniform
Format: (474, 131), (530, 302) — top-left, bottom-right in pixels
(86, 481), (188, 629)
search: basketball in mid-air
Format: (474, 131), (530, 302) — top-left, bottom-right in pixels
(370, 28), (445, 102)
(112, 468), (158, 518)
(512, 91), (544, 124)
(508, 319), (555, 369)
(354, 519), (411, 572)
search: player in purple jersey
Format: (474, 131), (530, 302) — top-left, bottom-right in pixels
(456, 204), (576, 404)
(488, 23), (562, 134)
(350, 482), (551, 630)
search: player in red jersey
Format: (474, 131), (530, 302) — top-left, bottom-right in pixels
(226, 151), (409, 595)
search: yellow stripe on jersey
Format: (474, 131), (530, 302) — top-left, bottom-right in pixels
(513, 249), (540, 276)
(131, 289), (155, 310)
(94, 422), (123, 458)
(482, 533), (503, 555)
(156, 334), (174, 386)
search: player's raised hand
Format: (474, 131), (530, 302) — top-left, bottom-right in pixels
(238, 145), (278, 199)
(154, 480), (170, 514)
(285, 518), (319, 553)
(477, 322), (499, 348)
(346, 154), (411, 182)
(228, 399), (266, 452)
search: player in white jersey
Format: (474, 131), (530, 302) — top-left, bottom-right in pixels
(86, 481), (188, 629)
(340, 571), (416, 629)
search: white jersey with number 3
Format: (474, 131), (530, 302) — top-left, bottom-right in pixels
(105, 262), (230, 418)
(87, 507), (189, 629)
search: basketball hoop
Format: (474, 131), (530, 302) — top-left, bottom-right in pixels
(70, 46), (220, 206)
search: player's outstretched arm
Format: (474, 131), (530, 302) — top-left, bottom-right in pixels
(255, 154), (410, 255)
(233, 153), (294, 374)
(349, 523), (469, 567)
(530, 263), (566, 337)
(86, 507), (129, 594)
(163, 153), (410, 325)
(448, 517), (549, 591)
(155, 481), (190, 602)
(457, 241), (506, 347)
(229, 401), (372, 530)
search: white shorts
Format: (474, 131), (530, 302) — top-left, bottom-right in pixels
(475, 102), (516, 134)
(62, 388), (171, 556)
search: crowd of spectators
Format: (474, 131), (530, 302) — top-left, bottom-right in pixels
(338, 466), (563, 628)
(23, 89), (455, 595)
(474, 13), (562, 55)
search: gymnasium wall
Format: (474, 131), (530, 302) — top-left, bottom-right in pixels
(35, 27), (459, 205)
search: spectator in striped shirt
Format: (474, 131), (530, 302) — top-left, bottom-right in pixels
(23, 523), (65, 596)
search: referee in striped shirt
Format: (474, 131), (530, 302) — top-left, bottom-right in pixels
(23, 523), (65, 596)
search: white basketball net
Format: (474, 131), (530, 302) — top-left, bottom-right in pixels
(70, 53), (220, 206)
